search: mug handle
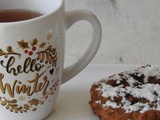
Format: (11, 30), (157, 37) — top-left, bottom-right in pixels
(62, 10), (102, 84)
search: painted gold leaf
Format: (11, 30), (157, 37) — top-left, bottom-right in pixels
(36, 45), (58, 67)
(28, 98), (39, 106)
(32, 108), (37, 111)
(24, 104), (30, 110)
(7, 99), (17, 103)
(7, 46), (13, 53)
(39, 42), (46, 48)
(1, 100), (7, 106)
(0, 49), (4, 53)
(6, 104), (10, 109)
(31, 38), (38, 46)
(17, 40), (29, 49)
(9, 104), (18, 107)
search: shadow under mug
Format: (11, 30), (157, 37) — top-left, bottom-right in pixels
(0, 0), (102, 120)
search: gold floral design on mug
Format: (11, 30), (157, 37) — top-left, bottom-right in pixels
(0, 79), (59, 113)
(0, 33), (59, 113)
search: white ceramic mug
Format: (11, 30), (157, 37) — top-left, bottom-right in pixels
(0, 0), (101, 120)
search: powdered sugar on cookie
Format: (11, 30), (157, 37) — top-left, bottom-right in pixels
(95, 65), (160, 113)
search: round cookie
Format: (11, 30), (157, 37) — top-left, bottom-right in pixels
(89, 65), (160, 120)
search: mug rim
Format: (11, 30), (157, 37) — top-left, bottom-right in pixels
(0, 0), (64, 25)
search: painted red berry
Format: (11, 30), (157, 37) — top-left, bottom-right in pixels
(24, 50), (28, 53)
(28, 51), (33, 56)
(32, 46), (36, 51)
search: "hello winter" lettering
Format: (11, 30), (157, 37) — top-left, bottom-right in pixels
(0, 56), (44, 76)
(0, 56), (50, 98)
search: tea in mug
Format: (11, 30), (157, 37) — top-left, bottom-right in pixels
(0, 9), (43, 22)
